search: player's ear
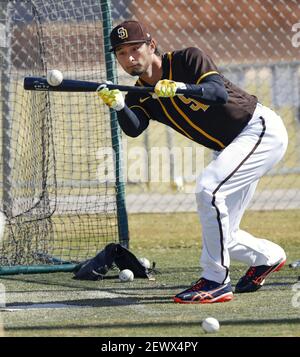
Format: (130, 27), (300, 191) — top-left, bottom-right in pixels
(149, 39), (157, 54)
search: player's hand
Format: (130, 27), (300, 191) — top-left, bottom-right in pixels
(97, 85), (125, 111)
(154, 79), (186, 98)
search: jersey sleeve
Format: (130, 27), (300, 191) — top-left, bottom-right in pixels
(117, 105), (149, 137)
(180, 47), (219, 84)
(125, 88), (152, 120)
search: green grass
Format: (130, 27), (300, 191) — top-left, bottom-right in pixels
(1, 210), (300, 337)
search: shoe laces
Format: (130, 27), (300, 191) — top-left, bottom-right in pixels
(246, 266), (256, 278)
(191, 278), (206, 291)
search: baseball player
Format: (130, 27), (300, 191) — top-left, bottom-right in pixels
(97, 20), (288, 303)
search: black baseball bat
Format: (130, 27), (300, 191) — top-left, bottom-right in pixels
(23, 76), (203, 96)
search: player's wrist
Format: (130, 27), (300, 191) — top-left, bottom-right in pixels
(97, 88), (125, 111)
(114, 97), (125, 111)
(154, 79), (187, 97)
(175, 82), (187, 90)
(175, 81), (187, 95)
(111, 89), (125, 111)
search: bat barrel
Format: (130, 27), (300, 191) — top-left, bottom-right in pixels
(23, 76), (154, 93)
(23, 77), (100, 92)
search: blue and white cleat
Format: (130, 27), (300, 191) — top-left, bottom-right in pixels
(174, 277), (233, 304)
(235, 258), (286, 293)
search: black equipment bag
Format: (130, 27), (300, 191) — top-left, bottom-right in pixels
(73, 243), (154, 280)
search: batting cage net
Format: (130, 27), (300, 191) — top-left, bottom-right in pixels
(0, 0), (299, 271)
(0, 0), (128, 271)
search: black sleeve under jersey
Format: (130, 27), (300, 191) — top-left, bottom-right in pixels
(185, 74), (228, 105)
(116, 105), (149, 137)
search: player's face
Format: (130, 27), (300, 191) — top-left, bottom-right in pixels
(115, 42), (154, 76)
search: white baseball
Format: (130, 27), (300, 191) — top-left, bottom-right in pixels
(139, 257), (150, 269)
(201, 317), (220, 333)
(47, 69), (63, 86)
(119, 269), (134, 282)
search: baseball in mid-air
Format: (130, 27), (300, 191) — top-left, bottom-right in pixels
(201, 317), (220, 333)
(139, 257), (151, 269)
(119, 269), (134, 282)
(46, 69), (63, 86)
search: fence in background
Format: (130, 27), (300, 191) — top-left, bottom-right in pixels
(112, 0), (300, 212)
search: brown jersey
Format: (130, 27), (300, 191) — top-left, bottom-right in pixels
(125, 47), (258, 151)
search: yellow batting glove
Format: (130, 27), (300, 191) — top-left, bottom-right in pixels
(154, 79), (186, 98)
(97, 87), (125, 111)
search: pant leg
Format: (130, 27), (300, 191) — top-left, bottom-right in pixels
(229, 229), (286, 266)
(226, 181), (286, 266)
(195, 104), (288, 284)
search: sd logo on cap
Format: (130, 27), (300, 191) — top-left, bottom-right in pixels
(110, 20), (152, 52)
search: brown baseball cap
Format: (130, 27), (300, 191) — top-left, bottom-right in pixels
(110, 20), (152, 52)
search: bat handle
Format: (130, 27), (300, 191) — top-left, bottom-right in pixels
(106, 84), (155, 93)
(106, 84), (203, 97)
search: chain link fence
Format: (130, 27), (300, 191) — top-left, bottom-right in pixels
(111, 0), (300, 212)
(0, 0), (299, 218)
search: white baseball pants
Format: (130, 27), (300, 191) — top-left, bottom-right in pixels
(195, 103), (288, 284)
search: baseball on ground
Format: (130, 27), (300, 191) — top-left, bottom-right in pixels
(46, 69), (63, 86)
(201, 317), (220, 333)
(119, 269), (134, 282)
